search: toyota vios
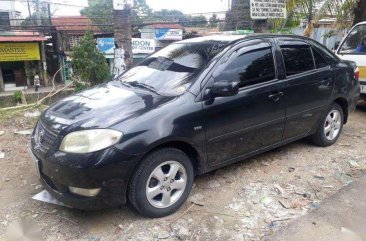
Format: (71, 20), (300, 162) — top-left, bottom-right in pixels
(30, 35), (360, 218)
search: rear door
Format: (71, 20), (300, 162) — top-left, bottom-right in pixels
(278, 39), (335, 140)
(201, 39), (286, 166)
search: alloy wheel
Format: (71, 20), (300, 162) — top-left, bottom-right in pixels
(145, 161), (187, 208)
(324, 109), (342, 141)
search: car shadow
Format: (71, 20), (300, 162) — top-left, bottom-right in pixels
(356, 100), (366, 112)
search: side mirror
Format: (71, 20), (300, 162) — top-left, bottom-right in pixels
(207, 80), (239, 98)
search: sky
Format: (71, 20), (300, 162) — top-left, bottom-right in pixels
(13, 0), (230, 17)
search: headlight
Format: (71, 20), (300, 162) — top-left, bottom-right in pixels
(59, 129), (123, 153)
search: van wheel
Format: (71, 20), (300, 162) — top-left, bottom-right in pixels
(128, 148), (194, 218)
(311, 103), (344, 147)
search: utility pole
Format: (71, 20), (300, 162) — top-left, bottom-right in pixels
(35, 0), (48, 86)
(113, 0), (133, 76)
(34, 0), (41, 25)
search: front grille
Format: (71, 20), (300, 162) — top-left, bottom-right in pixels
(34, 121), (59, 153)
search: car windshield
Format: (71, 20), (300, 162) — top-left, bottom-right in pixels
(118, 41), (227, 96)
(339, 24), (366, 54)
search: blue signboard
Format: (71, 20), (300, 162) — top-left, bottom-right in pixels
(97, 38), (115, 55)
(97, 38), (156, 57)
(155, 28), (183, 40)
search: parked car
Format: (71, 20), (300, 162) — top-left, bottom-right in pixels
(29, 34), (360, 218)
(336, 21), (366, 100)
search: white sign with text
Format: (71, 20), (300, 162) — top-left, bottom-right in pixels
(250, 0), (287, 19)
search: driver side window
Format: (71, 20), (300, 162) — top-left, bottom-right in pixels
(214, 47), (276, 88)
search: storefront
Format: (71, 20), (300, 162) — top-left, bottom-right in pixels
(0, 35), (46, 92)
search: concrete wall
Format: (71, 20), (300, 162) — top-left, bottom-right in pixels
(291, 27), (347, 50)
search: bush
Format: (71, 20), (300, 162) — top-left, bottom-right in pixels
(73, 81), (88, 93)
(71, 31), (111, 86)
(13, 91), (22, 103)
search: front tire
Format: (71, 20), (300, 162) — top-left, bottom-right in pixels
(311, 103), (344, 146)
(128, 148), (194, 218)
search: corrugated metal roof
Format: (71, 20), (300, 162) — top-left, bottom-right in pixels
(51, 16), (101, 33)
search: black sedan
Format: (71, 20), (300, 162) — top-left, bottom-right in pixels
(29, 34), (360, 218)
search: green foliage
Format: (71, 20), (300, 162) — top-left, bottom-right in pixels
(21, 2), (51, 27)
(323, 30), (338, 39)
(209, 13), (219, 28)
(73, 81), (88, 93)
(80, 0), (113, 32)
(147, 9), (207, 27)
(13, 91), (22, 103)
(71, 31), (111, 86)
(80, 0), (152, 32)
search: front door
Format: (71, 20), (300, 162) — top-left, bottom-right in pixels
(201, 40), (286, 166)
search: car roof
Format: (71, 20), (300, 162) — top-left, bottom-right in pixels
(355, 21), (366, 26)
(177, 34), (316, 46)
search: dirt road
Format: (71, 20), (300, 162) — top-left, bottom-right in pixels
(0, 103), (365, 241)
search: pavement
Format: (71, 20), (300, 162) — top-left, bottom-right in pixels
(266, 174), (366, 241)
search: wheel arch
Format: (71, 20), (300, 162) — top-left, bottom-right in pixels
(134, 138), (205, 177)
(333, 97), (348, 123)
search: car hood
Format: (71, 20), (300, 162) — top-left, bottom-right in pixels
(41, 81), (174, 132)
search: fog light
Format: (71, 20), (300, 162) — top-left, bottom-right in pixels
(69, 186), (101, 197)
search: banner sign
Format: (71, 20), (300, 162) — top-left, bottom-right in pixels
(0, 42), (40, 62)
(97, 38), (156, 57)
(132, 39), (156, 54)
(155, 28), (183, 41)
(250, 0), (287, 19)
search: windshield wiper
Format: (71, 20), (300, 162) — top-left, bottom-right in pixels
(129, 81), (160, 95)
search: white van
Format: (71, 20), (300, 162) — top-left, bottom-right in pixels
(336, 21), (366, 99)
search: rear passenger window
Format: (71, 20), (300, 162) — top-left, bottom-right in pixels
(281, 46), (315, 76)
(312, 48), (329, 68)
(215, 48), (275, 88)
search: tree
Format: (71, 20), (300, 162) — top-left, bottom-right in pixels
(80, 0), (152, 32)
(71, 31), (111, 85)
(21, 2), (51, 27)
(187, 15), (207, 27)
(147, 9), (189, 23)
(352, 0), (366, 26)
(209, 13), (219, 28)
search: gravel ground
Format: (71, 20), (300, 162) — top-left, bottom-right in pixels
(0, 102), (365, 241)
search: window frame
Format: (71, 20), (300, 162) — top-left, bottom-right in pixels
(311, 46), (331, 70)
(278, 40), (317, 78)
(211, 39), (278, 91)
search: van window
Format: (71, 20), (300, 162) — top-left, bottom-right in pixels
(214, 47), (275, 88)
(339, 24), (366, 54)
(281, 46), (315, 76)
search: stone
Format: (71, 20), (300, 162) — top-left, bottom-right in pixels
(13, 130), (32, 135)
(177, 227), (190, 240)
(157, 231), (170, 239)
(208, 180), (221, 188)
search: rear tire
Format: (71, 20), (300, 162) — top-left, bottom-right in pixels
(128, 148), (194, 218)
(311, 103), (344, 147)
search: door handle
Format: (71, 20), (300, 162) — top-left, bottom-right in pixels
(268, 92), (284, 102)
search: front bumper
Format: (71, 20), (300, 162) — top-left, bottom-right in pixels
(29, 146), (140, 210)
